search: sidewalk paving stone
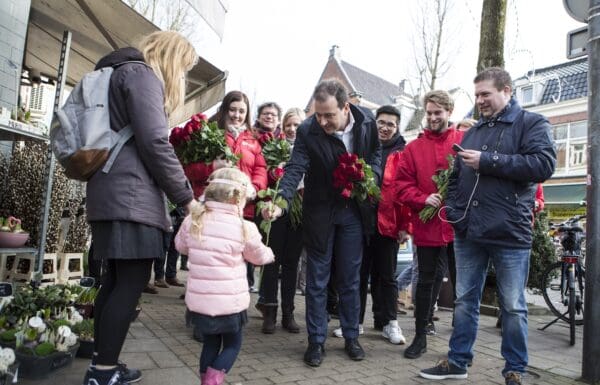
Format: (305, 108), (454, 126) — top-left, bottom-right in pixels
(15, 272), (588, 385)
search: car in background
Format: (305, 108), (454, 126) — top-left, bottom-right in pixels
(396, 237), (414, 278)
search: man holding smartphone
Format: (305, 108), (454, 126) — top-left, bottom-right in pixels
(386, 90), (463, 359)
(420, 68), (556, 385)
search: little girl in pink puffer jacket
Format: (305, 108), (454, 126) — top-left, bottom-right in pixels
(175, 167), (274, 385)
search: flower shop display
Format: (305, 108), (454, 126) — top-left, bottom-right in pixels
(0, 142), (74, 253)
(0, 284), (83, 379)
(169, 113), (239, 166)
(332, 153), (380, 202)
(418, 155), (455, 223)
(0, 216), (29, 248)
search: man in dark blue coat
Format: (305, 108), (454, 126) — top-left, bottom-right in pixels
(262, 79), (381, 366)
(420, 68), (556, 385)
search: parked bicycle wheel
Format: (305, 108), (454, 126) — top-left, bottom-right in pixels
(541, 261), (585, 326)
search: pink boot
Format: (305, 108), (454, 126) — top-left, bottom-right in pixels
(204, 367), (226, 385)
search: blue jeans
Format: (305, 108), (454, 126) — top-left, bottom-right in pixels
(448, 238), (530, 376)
(306, 205), (363, 343)
(200, 330), (243, 374)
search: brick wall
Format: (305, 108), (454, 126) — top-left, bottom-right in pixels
(0, 0), (31, 110)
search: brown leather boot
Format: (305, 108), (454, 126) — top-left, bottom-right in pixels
(282, 312), (300, 333)
(261, 305), (277, 334)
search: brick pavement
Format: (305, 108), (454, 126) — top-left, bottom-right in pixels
(18, 274), (586, 385)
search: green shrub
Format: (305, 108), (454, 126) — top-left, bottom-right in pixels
(528, 211), (557, 293)
(34, 342), (56, 356)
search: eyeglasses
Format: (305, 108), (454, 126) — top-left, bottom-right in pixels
(376, 120), (397, 129)
(260, 112), (278, 118)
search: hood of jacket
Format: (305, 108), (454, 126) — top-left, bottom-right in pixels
(95, 47), (145, 70)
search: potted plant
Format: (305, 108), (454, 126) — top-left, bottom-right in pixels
(12, 314), (80, 379)
(71, 285), (98, 319)
(0, 346), (17, 385)
(0, 216), (29, 248)
(72, 318), (94, 359)
(0, 284), (82, 379)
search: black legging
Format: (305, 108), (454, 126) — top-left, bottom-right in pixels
(94, 258), (153, 365)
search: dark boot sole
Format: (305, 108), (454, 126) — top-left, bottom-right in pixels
(404, 347), (427, 359)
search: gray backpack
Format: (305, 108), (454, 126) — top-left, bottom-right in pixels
(50, 61), (146, 181)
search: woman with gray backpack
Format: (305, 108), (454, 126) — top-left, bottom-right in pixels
(77, 31), (198, 385)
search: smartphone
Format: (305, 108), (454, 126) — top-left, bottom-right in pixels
(452, 143), (465, 152)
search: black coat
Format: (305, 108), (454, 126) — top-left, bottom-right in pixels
(446, 99), (556, 248)
(279, 104), (382, 254)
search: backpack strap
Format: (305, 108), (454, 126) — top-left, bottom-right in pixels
(102, 125), (134, 174)
(100, 61), (150, 174)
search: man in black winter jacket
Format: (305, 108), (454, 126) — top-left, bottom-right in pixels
(420, 68), (556, 385)
(262, 80), (381, 367)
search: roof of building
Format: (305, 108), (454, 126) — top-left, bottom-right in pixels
(340, 60), (401, 106)
(514, 58), (587, 105)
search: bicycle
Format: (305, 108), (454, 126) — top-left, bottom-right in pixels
(539, 214), (586, 346)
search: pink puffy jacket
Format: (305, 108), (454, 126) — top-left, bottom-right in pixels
(175, 201), (274, 316)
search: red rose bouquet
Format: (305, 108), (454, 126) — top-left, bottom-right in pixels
(333, 153), (380, 202)
(169, 113), (238, 165)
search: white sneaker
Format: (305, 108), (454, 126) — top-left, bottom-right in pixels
(332, 324), (364, 338)
(382, 320), (406, 345)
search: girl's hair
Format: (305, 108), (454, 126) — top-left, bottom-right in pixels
(216, 91), (252, 130)
(138, 31), (198, 114)
(282, 108), (306, 127)
(189, 167), (251, 241)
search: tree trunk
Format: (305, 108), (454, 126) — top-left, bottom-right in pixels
(476, 0), (507, 307)
(474, 0), (507, 119)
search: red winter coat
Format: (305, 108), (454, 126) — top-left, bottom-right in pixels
(183, 129), (268, 219)
(390, 127), (464, 247)
(379, 150), (412, 238)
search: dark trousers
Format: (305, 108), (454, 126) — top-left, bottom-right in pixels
(306, 205), (363, 343)
(359, 232), (399, 325)
(200, 330), (243, 374)
(155, 220), (183, 280)
(414, 243), (454, 334)
(94, 258), (153, 365)
(259, 214), (303, 312)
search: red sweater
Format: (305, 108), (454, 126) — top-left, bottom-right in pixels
(390, 127), (464, 247)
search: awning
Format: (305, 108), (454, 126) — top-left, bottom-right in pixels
(542, 183), (586, 205)
(25, 0), (227, 126)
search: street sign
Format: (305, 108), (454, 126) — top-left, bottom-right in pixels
(567, 25), (589, 58)
(563, 0), (588, 23)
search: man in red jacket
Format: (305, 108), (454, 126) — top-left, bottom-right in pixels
(390, 90), (463, 359)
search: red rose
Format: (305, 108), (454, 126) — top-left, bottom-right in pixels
(357, 170), (365, 180)
(185, 122), (194, 135)
(341, 188), (352, 199)
(197, 113), (208, 122)
(349, 153), (358, 162)
(273, 166), (285, 180)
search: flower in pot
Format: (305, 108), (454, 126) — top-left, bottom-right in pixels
(0, 346), (17, 383)
(0, 216), (29, 248)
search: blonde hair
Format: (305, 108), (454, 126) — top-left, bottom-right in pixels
(138, 31), (198, 114)
(457, 118), (477, 131)
(282, 108), (306, 127)
(189, 168), (251, 241)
